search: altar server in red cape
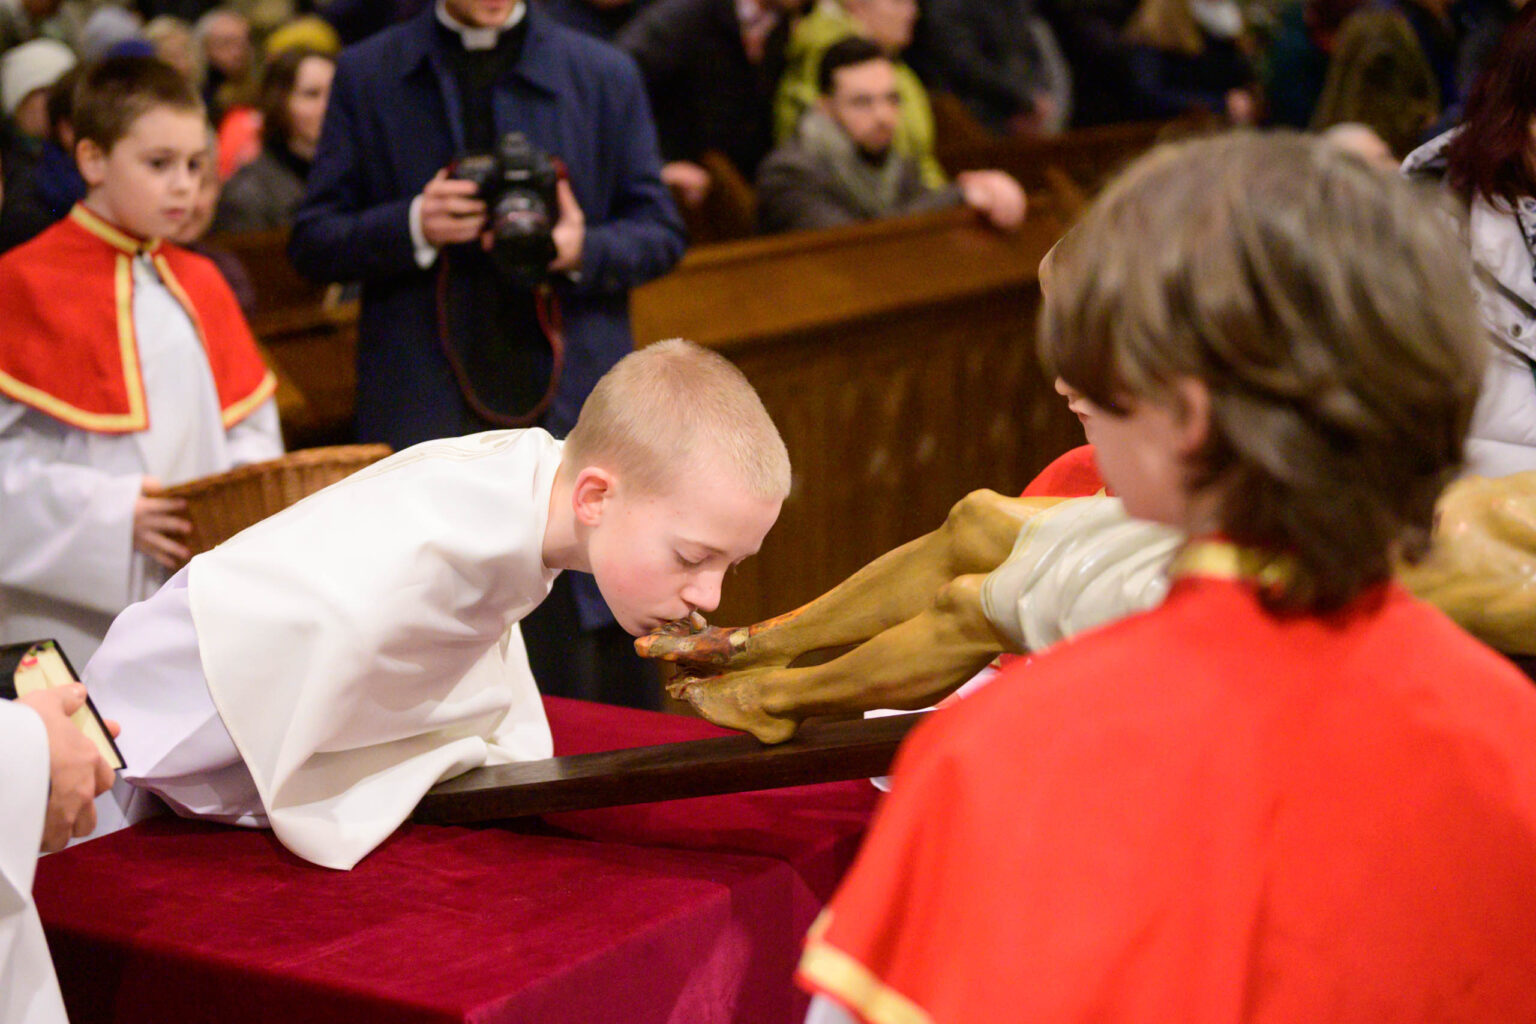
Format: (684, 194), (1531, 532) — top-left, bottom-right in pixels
(798, 133), (1536, 1024)
(0, 55), (279, 675)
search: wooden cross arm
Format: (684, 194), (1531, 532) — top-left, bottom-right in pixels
(411, 711), (927, 824)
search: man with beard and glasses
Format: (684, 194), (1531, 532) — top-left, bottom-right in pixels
(756, 36), (1024, 233)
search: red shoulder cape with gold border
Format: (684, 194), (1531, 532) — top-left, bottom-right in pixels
(0, 204), (276, 434)
(797, 551), (1536, 1023)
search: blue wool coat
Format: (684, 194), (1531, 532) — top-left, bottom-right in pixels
(289, 4), (686, 449)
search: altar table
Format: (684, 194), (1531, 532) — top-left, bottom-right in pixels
(32, 698), (881, 1024)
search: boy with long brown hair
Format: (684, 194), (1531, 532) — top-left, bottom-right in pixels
(797, 132), (1536, 1023)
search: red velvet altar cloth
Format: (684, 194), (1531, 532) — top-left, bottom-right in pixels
(33, 697), (880, 1024)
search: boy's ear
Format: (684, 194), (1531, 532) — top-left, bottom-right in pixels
(1038, 238), (1060, 298)
(570, 466), (618, 527)
(1172, 377), (1211, 456)
(75, 137), (106, 188)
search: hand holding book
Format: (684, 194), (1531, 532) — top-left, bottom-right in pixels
(3, 640), (124, 769)
(18, 684), (119, 851)
(2, 639), (124, 851)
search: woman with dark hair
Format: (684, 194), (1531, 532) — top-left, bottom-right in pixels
(1403, 2), (1536, 477)
(213, 46), (334, 234)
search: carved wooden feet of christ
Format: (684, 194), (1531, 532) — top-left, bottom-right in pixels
(640, 473), (1536, 745)
(638, 611), (812, 745)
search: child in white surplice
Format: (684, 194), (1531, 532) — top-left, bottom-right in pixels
(86, 340), (790, 870)
(0, 56), (282, 669)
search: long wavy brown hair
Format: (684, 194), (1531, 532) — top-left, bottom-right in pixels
(1445, 1), (1536, 208)
(257, 46), (333, 150)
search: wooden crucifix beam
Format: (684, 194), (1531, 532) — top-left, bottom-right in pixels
(412, 711), (926, 824)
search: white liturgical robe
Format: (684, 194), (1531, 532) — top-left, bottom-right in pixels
(88, 430), (565, 870)
(0, 701), (69, 1024)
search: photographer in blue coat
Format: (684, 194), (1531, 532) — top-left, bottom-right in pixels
(289, 0), (686, 707)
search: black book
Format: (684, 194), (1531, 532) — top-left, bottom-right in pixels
(0, 639), (125, 770)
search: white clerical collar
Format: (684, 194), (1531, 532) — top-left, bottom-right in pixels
(435, 0), (527, 51)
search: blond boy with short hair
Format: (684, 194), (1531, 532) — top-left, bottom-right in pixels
(87, 339), (789, 871)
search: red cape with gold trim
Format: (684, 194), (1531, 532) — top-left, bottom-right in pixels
(0, 205), (275, 434)
(797, 542), (1536, 1023)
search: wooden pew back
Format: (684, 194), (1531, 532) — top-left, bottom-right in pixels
(632, 199), (1085, 627)
(936, 117), (1197, 199)
(209, 228), (359, 448)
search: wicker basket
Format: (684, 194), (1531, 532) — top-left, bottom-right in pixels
(163, 444), (392, 557)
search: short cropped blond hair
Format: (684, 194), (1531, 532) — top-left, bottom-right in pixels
(1041, 132), (1485, 612)
(563, 339), (792, 501)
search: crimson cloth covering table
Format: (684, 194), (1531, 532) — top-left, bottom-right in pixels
(33, 697), (880, 1024)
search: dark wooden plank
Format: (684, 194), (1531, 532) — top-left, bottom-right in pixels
(935, 117), (1181, 194)
(631, 203), (1068, 350)
(412, 711), (926, 823)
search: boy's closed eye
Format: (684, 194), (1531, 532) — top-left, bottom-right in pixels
(675, 547), (750, 572)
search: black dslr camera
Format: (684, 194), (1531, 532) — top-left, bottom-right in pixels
(450, 132), (560, 285)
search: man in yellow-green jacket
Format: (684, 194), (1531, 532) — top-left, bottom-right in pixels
(773, 0), (947, 188)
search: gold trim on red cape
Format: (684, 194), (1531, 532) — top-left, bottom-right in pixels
(800, 911), (934, 1024)
(797, 539), (1297, 1024)
(1166, 539), (1295, 589)
(0, 204), (276, 434)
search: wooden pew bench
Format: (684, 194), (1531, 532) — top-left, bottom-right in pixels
(207, 227), (359, 448)
(934, 115), (1197, 208)
(631, 200), (1084, 627)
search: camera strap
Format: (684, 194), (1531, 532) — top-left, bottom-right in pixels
(435, 251), (565, 429)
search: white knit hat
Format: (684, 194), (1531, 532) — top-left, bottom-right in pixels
(1, 37), (76, 118)
(79, 7), (145, 62)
